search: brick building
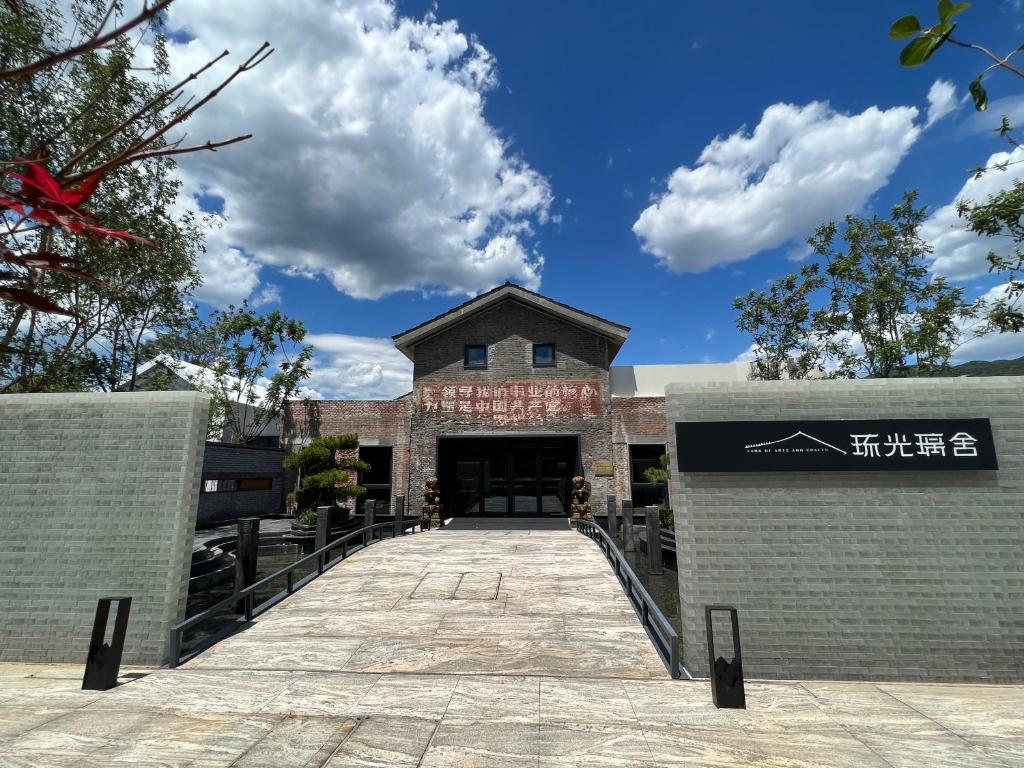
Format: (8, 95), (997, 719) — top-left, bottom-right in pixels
(283, 283), (748, 518)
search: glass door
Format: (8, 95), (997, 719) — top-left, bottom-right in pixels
(539, 453), (569, 514)
(454, 460), (482, 515)
(482, 451), (509, 515)
(510, 449), (538, 514)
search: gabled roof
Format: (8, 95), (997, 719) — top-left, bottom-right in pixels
(392, 282), (630, 362)
(131, 355), (269, 404)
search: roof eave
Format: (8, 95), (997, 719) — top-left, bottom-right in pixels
(391, 284), (629, 360)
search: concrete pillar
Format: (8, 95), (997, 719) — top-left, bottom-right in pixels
(622, 499), (635, 552)
(395, 494), (405, 534)
(606, 494), (618, 538)
(645, 505), (664, 575)
(315, 506), (330, 551)
(234, 517), (260, 593)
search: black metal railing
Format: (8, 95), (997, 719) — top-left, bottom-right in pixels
(169, 518), (420, 668)
(571, 518), (681, 679)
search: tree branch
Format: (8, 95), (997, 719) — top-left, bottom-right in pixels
(0, 0), (176, 82)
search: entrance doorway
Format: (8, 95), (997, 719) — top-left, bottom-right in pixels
(438, 435), (579, 517)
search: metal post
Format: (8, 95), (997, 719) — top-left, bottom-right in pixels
(621, 499), (635, 552)
(82, 596), (131, 690)
(315, 505), (330, 552)
(234, 517), (260, 596)
(364, 499), (376, 545)
(395, 494), (405, 534)
(606, 494), (618, 538)
(706, 605), (745, 709)
(645, 505), (664, 575)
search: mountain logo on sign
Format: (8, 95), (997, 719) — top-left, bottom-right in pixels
(744, 431), (847, 456)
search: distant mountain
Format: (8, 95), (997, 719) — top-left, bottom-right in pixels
(873, 357), (1024, 379)
(934, 357), (1024, 377)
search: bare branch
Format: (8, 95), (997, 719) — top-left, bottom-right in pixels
(0, 0), (176, 82)
(58, 50), (231, 176)
(62, 43), (272, 184)
(119, 134), (253, 163)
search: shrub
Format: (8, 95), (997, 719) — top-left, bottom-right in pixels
(284, 433), (369, 512)
(659, 507), (674, 529)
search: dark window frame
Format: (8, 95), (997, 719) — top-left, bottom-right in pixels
(464, 344), (488, 369)
(532, 342), (557, 368)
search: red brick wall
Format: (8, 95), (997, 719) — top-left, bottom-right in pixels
(610, 397), (667, 504)
(282, 399), (412, 509)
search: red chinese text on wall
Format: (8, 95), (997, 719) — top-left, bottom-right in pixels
(418, 380), (603, 427)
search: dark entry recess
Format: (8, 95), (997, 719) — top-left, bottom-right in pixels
(438, 435), (580, 516)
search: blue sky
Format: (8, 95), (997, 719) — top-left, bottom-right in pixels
(164, 0), (1024, 397)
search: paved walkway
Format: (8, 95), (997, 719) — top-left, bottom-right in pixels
(1, 528), (1022, 766)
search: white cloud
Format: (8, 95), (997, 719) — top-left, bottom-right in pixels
(924, 79), (957, 128)
(192, 246), (262, 307)
(633, 101), (921, 272)
(732, 342), (757, 363)
(922, 147), (1024, 280)
(304, 333), (413, 400)
(955, 282), (1024, 361)
(163, 0), (552, 301)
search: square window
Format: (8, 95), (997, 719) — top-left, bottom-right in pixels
(533, 343), (556, 367)
(464, 344), (487, 369)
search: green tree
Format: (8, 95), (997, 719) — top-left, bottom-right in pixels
(0, 1), (201, 392)
(733, 264), (827, 380)
(889, 2), (1024, 332)
(733, 192), (981, 379)
(283, 434), (370, 521)
(810, 192), (981, 378)
(1, 0), (267, 392)
(957, 186), (1024, 332)
(180, 303), (314, 444)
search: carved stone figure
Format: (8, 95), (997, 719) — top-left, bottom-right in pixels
(422, 475), (442, 529)
(570, 474), (592, 520)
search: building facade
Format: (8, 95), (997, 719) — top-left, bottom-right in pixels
(282, 283), (725, 517)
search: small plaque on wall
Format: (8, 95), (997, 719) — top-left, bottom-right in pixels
(594, 460), (614, 476)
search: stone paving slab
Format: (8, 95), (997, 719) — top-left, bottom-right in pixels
(0, 529), (1021, 767)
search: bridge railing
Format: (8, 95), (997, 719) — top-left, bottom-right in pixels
(169, 518), (421, 668)
(571, 518), (681, 679)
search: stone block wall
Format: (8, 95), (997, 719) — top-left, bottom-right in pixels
(0, 391), (209, 666)
(197, 442), (287, 527)
(667, 377), (1024, 682)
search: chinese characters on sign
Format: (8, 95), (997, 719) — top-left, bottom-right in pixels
(849, 431), (979, 459)
(675, 419), (998, 472)
(419, 380), (602, 427)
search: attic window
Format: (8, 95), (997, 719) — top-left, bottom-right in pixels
(533, 343), (556, 367)
(464, 344), (487, 369)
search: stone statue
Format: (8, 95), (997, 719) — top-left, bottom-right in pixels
(570, 475), (592, 521)
(422, 475), (442, 529)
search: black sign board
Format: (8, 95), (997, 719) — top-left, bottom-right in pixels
(675, 419), (998, 472)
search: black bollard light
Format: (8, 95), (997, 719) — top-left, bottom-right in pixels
(645, 505), (664, 575)
(705, 605), (745, 709)
(235, 517), (260, 592)
(606, 494), (618, 538)
(621, 498), (635, 552)
(82, 596), (131, 691)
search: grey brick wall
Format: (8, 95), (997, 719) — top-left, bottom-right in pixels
(0, 391), (209, 666)
(410, 299), (616, 504)
(197, 442), (286, 527)
(666, 377), (1024, 683)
